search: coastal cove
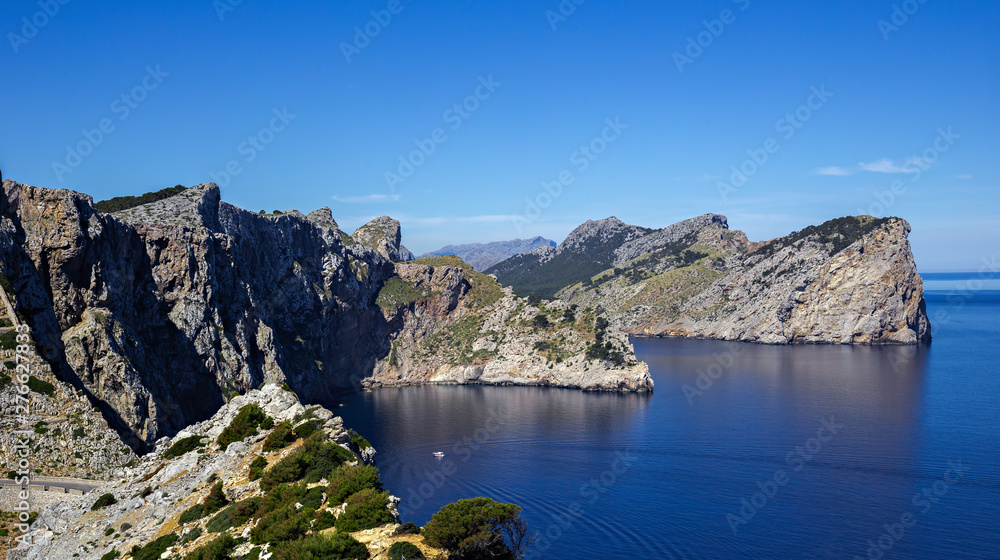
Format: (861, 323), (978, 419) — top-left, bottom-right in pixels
(336, 287), (1000, 559)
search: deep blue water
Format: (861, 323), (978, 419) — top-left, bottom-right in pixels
(337, 286), (1000, 559)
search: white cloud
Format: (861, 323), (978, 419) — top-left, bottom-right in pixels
(332, 194), (401, 203)
(816, 166), (852, 176)
(858, 158), (920, 174)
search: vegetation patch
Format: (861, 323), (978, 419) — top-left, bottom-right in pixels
(94, 185), (186, 213)
(260, 436), (356, 491)
(90, 493), (117, 511)
(248, 456), (268, 481)
(217, 403), (273, 448)
(271, 533), (369, 560)
(333, 488), (394, 532)
(327, 464), (382, 504)
(423, 497), (531, 559)
(129, 533), (178, 560)
(163, 435), (207, 459)
(376, 276), (434, 310)
(388, 541), (425, 560)
(752, 216), (890, 259)
(25, 376), (54, 397)
(178, 503), (206, 525)
(262, 420), (296, 452)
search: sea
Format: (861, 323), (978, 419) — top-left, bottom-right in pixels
(336, 272), (1000, 559)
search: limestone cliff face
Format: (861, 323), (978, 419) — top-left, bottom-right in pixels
(0, 180), (652, 452)
(558, 215), (931, 345)
(367, 258), (653, 392)
(0, 180), (394, 450)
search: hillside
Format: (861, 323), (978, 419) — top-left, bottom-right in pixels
(418, 236), (556, 271)
(485, 218), (652, 298)
(492, 214), (932, 345)
(11, 384), (450, 560)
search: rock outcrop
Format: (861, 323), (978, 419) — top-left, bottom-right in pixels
(368, 257), (652, 392)
(352, 216), (413, 262)
(553, 215), (932, 345)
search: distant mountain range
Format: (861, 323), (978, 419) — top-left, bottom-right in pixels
(485, 214), (932, 345)
(419, 236), (556, 271)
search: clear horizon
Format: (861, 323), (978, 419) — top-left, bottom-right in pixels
(1, 0), (996, 270)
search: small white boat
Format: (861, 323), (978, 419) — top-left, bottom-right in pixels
(432, 451), (445, 458)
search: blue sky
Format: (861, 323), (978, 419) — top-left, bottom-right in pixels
(1, 0), (996, 271)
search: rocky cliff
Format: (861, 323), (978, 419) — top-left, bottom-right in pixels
(368, 256), (652, 392)
(553, 215), (931, 345)
(0, 180), (650, 453)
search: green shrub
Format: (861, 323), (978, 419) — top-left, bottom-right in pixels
(263, 420), (296, 451)
(181, 526), (202, 545)
(130, 533), (179, 560)
(185, 532), (236, 560)
(271, 533), (370, 560)
(258, 483), (307, 517)
(104, 526), (115, 536)
(0, 331), (17, 351)
(349, 430), (372, 451)
(250, 505), (312, 545)
(248, 456), (268, 481)
(393, 522), (421, 536)
(90, 493), (117, 511)
(313, 509), (337, 532)
(163, 436), (207, 459)
(178, 503), (206, 525)
(3, 360), (15, 370)
(333, 488), (393, 532)
(0, 374), (10, 388)
(388, 541), (425, 560)
(260, 437), (355, 491)
(100, 550), (119, 560)
(293, 420), (318, 440)
(217, 403), (272, 448)
(423, 497), (527, 559)
(26, 376), (55, 397)
(327, 465), (382, 505)
(300, 486), (325, 510)
(72, 427), (86, 438)
(203, 481), (229, 514)
(205, 496), (260, 533)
